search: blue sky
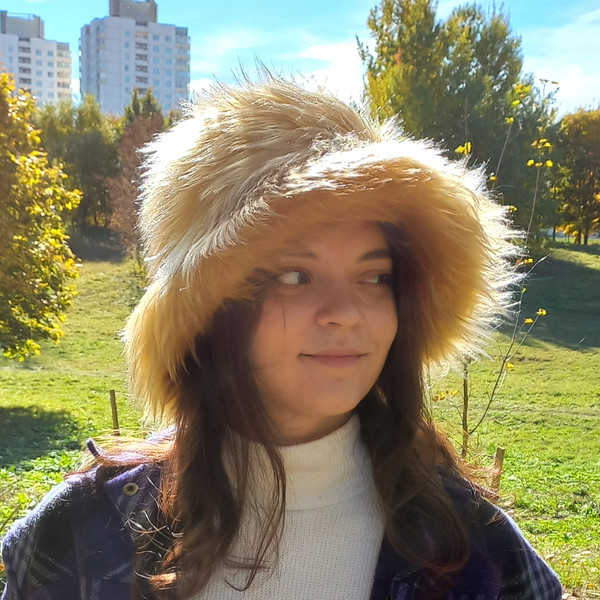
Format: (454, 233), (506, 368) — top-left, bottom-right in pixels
(4, 0), (599, 115)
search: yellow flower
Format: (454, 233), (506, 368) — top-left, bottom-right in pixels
(522, 287), (527, 293)
(489, 175), (497, 182)
(505, 116), (515, 124)
(527, 159), (535, 167)
(524, 318), (534, 324)
(506, 362), (514, 370)
(545, 159), (554, 168)
(508, 205), (518, 212)
(536, 308), (547, 316)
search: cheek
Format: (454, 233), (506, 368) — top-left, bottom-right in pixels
(373, 298), (398, 351)
(248, 297), (290, 369)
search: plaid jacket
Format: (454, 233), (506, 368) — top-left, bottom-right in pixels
(1, 463), (562, 600)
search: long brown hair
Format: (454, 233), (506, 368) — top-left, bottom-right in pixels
(96, 223), (474, 599)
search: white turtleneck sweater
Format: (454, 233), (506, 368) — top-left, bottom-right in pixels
(193, 415), (385, 599)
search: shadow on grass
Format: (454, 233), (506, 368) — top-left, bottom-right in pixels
(68, 227), (127, 262)
(520, 250), (600, 349)
(0, 406), (81, 467)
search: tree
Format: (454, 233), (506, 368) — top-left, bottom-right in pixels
(105, 89), (165, 258)
(558, 109), (600, 244)
(0, 74), (80, 359)
(36, 95), (119, 230)
(358, 0), (554, 216)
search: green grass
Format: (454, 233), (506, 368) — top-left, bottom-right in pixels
(430, 242), (600, 596)
(1, 243), (599, 595)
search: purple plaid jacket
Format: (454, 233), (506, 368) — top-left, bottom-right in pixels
(1, 463), (562, 599)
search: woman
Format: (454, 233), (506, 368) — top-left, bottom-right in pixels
(1, 78), (561, 599)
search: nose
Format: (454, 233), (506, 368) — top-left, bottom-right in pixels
(314, 281), (363, 328)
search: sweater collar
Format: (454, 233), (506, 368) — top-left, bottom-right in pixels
(278, 414), (373, 510)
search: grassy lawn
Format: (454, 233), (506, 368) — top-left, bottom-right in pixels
(1, 242), (599, 595)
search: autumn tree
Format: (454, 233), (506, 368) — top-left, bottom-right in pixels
(0, 74), (80, 359)
(358, 0), (553, 218)
(36, 95), (119, 229)
(558, 108), (600, 244)
(105, 88), (165, 258)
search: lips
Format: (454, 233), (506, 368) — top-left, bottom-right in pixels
(300, 350), (365, 367)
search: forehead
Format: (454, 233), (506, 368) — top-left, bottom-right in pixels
(279, 221), (391, 258)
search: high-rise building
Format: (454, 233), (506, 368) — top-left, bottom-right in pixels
(0, 11), (72, 104)
(80, 0), (190, 115)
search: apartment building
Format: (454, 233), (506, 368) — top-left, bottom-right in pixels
(80, 0), (190, 115)
(0, 11), (72, 104)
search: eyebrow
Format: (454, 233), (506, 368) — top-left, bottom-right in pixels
(280, 248), (392, 261)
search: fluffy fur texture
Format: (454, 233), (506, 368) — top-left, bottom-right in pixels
(125, 77), (516, 421)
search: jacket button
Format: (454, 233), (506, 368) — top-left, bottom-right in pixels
(123, 482), (139, 496)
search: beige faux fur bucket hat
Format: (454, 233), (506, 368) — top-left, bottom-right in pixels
(125, 77), (515, 421)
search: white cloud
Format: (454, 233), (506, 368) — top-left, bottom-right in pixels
(189, 77), (217, 99)
(191, 28), (288, 75)
(298, 42), (365, 103)
(521, 8), (600, 113)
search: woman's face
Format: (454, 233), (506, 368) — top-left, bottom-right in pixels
(249, 221), (398, 445)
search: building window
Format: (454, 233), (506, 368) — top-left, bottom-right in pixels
(47, 50), (54, 57)
(48, 92), (54, 98)
(124, 65), (129, 71)
(47, 61), (54, 67)
(135, 76), (148, 84)
(135, 42), (148, 50)
(154, 79), (160, 86)
(153, 45), (159, 52)
(18, 57), (31, 64)
(48, 72), (54, 77)
(165, 59), (172, 66)
(125, 76), (130, 83)
(165, 69), (172, 76)
(36, 60), (42, 66)
(125, 41), (130, 48)
(135, 54), (147, 61)
(165, 47), (172, 54)
(153, 57), (159, 64)
(19, 67), (31, 74)
(165, 36), (172, 42)
(153, 34), (159, 41)
(19, 78), (31, 84)
(36, 49), (42, 56)
(153, 68), (159, 75)
(18, 46), (31, 53)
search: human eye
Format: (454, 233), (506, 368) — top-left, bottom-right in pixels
(362, 272), (393, 286)
(275, 269), (311, 286)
